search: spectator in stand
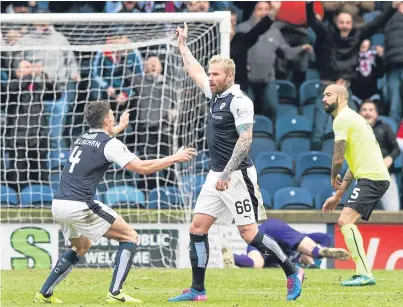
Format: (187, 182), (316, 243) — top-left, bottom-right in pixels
(104, 1), (144, 13)
(16, 18), (81, 149)
(105, 1), (185, 13)
(91, 29), (143, 105)
(5, 59), (55, 192)
(351, 39), (384, 108)
(384, 2), (403, 125)
(360, 100), (401, 211)
(126, 56), (176, 189)
(273, 1), (324, 88)
(230, 5), (280, 92)
(184, 1), (211, 12)
(237, 1), (313, 120)
(322, 1), (376, 27)
(306, 1), (397, 150)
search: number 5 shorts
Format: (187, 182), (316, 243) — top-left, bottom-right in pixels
(194, 166), (266, 226)
(345, 178), (390, 221)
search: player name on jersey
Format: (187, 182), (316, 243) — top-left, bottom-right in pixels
(73, 138), (102, 148)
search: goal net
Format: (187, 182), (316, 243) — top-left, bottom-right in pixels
(1, 12), (234, 269)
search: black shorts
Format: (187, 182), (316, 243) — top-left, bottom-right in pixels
(345, 178), (390, 221)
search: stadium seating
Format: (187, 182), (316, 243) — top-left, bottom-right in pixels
(300, 80), (321, 123)
(47, 149), (70, 170)
(20, 184), (53, 207)
(49, 171), (62, 192)
(315, 187), (336, 210)
(275, 80), (299, 118)
(273, 187), (314, 210)
(296, 151), (332, 196)
(249, 136), (276, 162)
(181, 174), (206, 199)
(379, 116), (397, 133)
(196, 152), (211, 173)
(256, 152), (296, 196)
(149, 186), (184, 209)
(104, 186), (146, 208)
(253, 115), (274, 138)
(276, 116), (312, 159)
(1, 185), (19, 206)
(260, 188), (272, 209)
(322, 118), (334, 156)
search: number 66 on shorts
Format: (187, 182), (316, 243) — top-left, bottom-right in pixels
(194, 166), (266, 226)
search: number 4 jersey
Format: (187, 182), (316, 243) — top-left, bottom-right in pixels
(54, 129), (136, 201)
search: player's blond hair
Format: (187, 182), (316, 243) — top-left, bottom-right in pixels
(209, 55), (236, 76)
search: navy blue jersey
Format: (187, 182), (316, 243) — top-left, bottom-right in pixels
(54, 129), (136, 201)
(203, 83), (254, 172)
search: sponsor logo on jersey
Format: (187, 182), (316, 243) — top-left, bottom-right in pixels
(220, 103), (226, 110)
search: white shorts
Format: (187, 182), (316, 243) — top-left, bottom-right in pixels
(52, 199), (118, 245)
(194, 166), (266, 225)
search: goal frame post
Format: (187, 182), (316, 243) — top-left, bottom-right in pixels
(1, 12), (231, 57)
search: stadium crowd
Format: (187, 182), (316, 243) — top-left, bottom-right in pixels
(1, 1), (402, 210)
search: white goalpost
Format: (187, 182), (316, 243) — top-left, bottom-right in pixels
(0, 12), (232, 269)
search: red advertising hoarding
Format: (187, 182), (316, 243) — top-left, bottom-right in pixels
(334, 224), (403, 270)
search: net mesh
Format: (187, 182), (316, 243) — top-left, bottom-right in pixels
(1, 15), (224, 267)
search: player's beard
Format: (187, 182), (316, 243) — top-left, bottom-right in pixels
(325, 101), (338, 114)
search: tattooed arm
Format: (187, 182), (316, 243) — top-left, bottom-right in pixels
(215, 123), (253, 191)
(175, 23), (210, 96)
(331, 140), (346, 189)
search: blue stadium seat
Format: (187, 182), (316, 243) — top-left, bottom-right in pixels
(278, 104), (299, 118)
(273, 187), (314, 210)
(275, 80), (298, 119)
(181, 174), (206, 199)
(322, 118), (334, 155)
(276, 80), (297, 102)
(306, 68), (320, 80)
(315, 187), (336, 210)
(379, 115), (397, 133)
(21, 184), (53, 207)
(299, 80), (321, 107)
(255, 151), (293, 175)
(296, 151), (332, 196)
(253, 115), (274, 138)
(149, 186), (183, 209)
(104, 186), (145, 208)
(302, 104), (315, 123)
(300, 80), (321, 123)
(196, 152), (211, 172)
(249, 136), (276, 162)
(49, 171), (61, 192)
(48, 149), (70, 170)
(276, 116), (312, 159)
(1, 185), (18, 206)
(260, 188), (272, 209)
(256, 152), (296, 196)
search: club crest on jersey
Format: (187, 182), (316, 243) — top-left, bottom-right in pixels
(219, 103), (226, 110)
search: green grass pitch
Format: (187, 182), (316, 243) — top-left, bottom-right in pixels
(1, 268), (402, 307)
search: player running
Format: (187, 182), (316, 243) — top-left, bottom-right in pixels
(321, 84), (390, 286)
(223, 218), (349, 269)
(168, 23), (304, 302)
(34, 102), (197, 304)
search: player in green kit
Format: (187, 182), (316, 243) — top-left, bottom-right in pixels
(321, 84), (390, 286)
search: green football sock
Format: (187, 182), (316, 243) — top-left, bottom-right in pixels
(341, 224), (373, 277)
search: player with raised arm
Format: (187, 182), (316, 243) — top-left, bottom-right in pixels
(168, 23), (304, 303)
(321, 84), (390, 286)
(33, 101), (197, 304)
